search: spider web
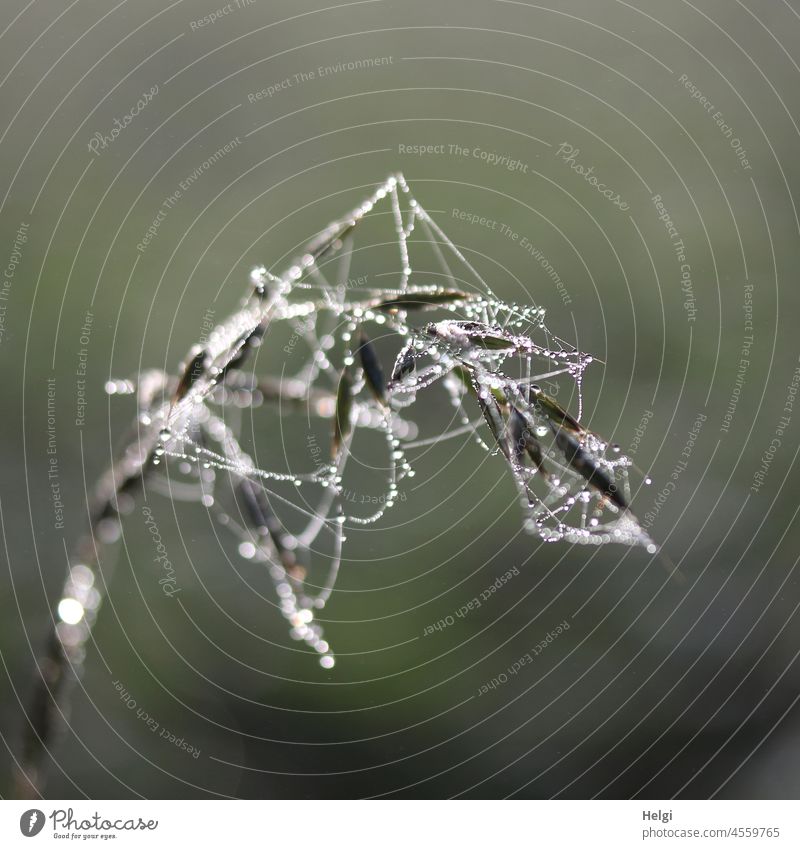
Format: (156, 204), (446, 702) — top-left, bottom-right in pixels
(102, 173), (657, 668)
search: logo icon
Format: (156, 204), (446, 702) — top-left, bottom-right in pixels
(19, 809), (45, 837)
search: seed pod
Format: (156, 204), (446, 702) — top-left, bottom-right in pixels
(475, 382), (511, 461)
(551, 424), (627, 511)
(373, 289), (470, 311)
(507, 406), (548, 478)
(426, 320), (515, 350)
(332, 365), (354, 459)
(465, 332), (516, 351)
(218, 319), (268, 380)
(237, 478), (296, 568)
(528, 384), (582, 433)
(389, 343), (416, 384)
(173, 346), (208, 402)
(356, 330), (386, 405)
(450, 364), (476, 395)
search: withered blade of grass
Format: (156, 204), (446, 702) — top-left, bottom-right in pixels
(173, 346), (209, 403)
(550, 424), (627, 511)
(357, 329), (387, 405)
(389, 343), (416, 384)
(237, 477), (297, 569)
(332, 365), (354, 459)
(373, 289), (471, 311)
(528, 384), (583, 433)
(508, 406), (549, 478)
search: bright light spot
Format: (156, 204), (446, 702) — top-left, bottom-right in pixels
(70, 564), (94, 588)
(319, 655), (335, 669)
(58, 598), (85, 625)
(238, 542), (256, 559)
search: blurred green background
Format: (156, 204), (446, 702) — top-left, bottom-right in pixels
(2, 0), (800, 799)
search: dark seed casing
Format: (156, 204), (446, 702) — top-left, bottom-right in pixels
(475, 383), (511, 461)
(357, 330), (387, 405)
(389, 343), (416, 384)
(332, 365), (355, 459)
(551, 424), (627, 511)
(508, 406), (548, 478)
(529, 384), (583, 433)
(173, 346), (209, 402)
(374, 289), (470, 311)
